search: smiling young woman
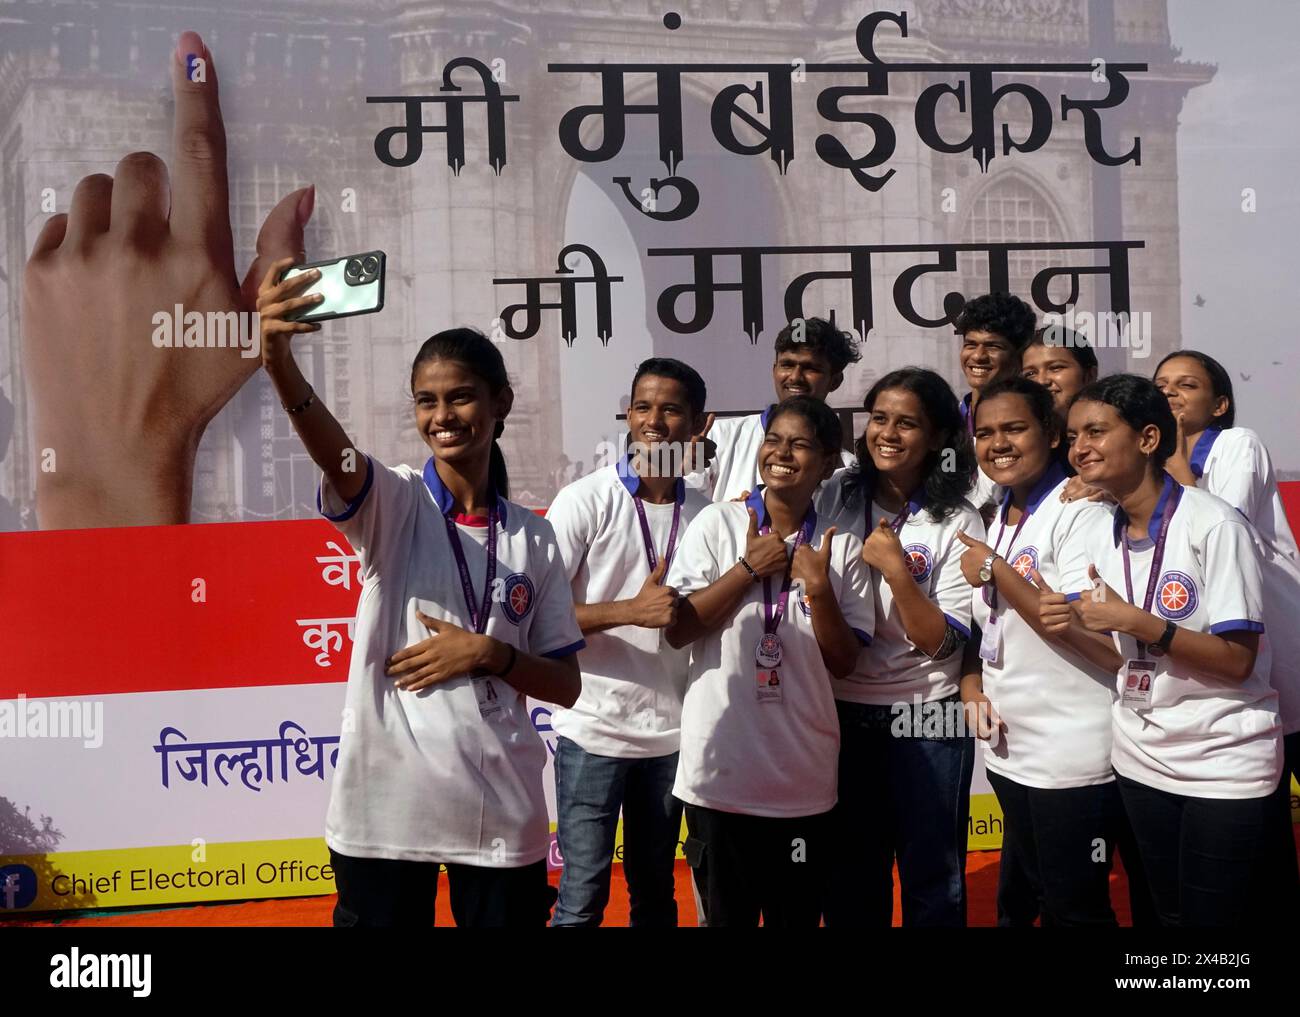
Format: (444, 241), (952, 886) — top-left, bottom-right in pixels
(816, 368), (984, 928)
(957, 376), (1150, 927)
(1038, 374), (1292, 926)
(663, 397), (875, 927)
(1153, 349), (1300, 903)
(1021, 326), (1099, 430)
(259, 298), (585, 926)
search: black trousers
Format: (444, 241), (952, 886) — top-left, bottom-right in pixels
(987, 772), (1120, 927)
(682, 803), (831, 928)
(1115, 773), (1289, 927)
(329, 848), (555, 928)
(1266, 731), (1300, 913)
(990, 772), (1158, 927)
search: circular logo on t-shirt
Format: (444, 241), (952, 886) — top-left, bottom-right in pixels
(1155, 570), (1198, 621)
(1009, 546), (1040, 579)
(903, 544), (933, 583)
(501, 573), (535, 624)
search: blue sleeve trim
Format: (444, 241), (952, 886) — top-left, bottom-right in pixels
(1065, 591), (1083, 603)
(540, 639), (586, 659)
(852, 627), (873, 647)
(943, 614), (971, 641)
(318, 456), (374, 522)
(1209, 619), (1265, 635)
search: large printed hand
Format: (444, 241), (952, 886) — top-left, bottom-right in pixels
(21, 29), (312, 529)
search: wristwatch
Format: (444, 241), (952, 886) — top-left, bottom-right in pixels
(978, 553), (999, 584)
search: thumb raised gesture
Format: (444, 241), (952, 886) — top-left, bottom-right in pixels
(817, 525), (838, 563)
(1028, 567), (1054, 594)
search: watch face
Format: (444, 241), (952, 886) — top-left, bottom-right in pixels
(979, 565), (993, 583)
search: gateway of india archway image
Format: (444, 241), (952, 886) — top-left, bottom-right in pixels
(0, 0), (1213, 523)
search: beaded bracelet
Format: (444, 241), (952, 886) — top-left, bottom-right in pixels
(284, 386), (316, 415)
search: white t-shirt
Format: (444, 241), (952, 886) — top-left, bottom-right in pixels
(546, 463), (709, 758)
(970, 467), (1003, 513)
(319, 456), (585, 865)
(690, 409), (855, 504)
(1193, 426), (1300, 734)
(667, 490), (876, 818)
(971, 469), (1117, 789)
(820, 471), (985, 705)
(1059, 477), (1282, 799)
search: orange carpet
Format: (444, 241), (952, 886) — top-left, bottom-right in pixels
(9, 849), (1145, 927)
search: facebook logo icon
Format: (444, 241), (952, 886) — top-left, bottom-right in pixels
(0, 865), (37, 910)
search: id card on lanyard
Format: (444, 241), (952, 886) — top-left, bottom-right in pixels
(755, 507), (816, 703)
(444, 508), (505, 719)
(978, 499), (1032, 664)
(1119, 482), (1183, 711)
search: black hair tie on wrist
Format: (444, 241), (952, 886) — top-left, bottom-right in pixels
(497, 642), (518, 678)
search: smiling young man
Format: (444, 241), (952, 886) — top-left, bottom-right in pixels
(954, 294), (1038, 511)
(697, 317), (861, 503)
(545, 358), (712, 927)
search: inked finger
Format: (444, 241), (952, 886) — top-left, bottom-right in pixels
(170, 29), (231, 246)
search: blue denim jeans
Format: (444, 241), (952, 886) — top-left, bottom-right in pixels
(824, 696), (975, 927)
(551, 736), (682, 927)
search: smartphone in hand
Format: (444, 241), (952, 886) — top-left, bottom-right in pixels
(280, 251), (386, 323)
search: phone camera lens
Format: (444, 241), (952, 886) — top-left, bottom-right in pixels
(362, 255), (379, 275)
(345, 258), (362, 278)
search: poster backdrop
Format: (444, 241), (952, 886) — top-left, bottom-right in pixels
(1, 0), (1298, 911)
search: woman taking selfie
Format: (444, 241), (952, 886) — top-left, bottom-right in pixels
(665, 396), (875, 928)
(1040, 374), (1287, 926)
(259, 260), (584, 928)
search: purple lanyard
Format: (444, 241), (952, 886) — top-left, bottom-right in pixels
(760, 509), (816, 635)
(864, 495), (914, 536)
(982, 498), (1035, 612)
(1122, 482), (1183, 659)
(443, 507), (499, 634)
(632, 492), (683, 578)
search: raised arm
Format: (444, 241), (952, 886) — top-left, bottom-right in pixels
(259, 256), (367, 503)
